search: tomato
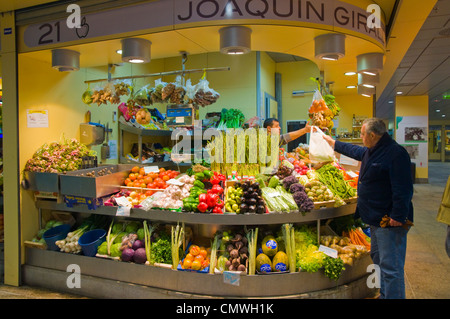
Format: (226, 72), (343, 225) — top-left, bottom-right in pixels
(137, 174), (144, 180)
(201, 259), (210, 269)
(191, 260), (201, 270)
(159, 168), (166, 173)
(133, 181), (141, 188)
(129, 173), (137, 181)
(149, 172), (158, 180)
(139, 168), (146, 176)
(162, 175), (170, 181)
(145, 190), (155, 197)
(127, 182), (134, 187)
(144, 176), (152, 184)
(189, 245), (200, 256)
(140, 183), (147, 188)
(124, 178), (131, 186)
(147, 182), (156, 189)
(154, 177), (163, 184)
(183, 259), (192, 269)
(131, 166), (140, 173)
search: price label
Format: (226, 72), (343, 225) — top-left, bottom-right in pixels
(346, 171), (359, 179)
(223, 271), (240, 286)
(115, 196), (131, 207)
(116, 206), (131, 217)
(144, 166), (160, 174)
(318, 245), (338, 258)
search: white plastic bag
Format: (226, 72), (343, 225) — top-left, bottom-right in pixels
(309, 126), (336, 163)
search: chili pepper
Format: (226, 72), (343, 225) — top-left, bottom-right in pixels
(197, 202), (208, 213)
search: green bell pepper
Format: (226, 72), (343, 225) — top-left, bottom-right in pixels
(195, 172), (205, 180)
(193, 180), (205, 189)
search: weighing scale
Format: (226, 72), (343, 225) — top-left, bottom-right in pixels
(165, 104), (198, 127)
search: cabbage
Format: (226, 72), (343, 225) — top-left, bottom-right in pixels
(137, 228), (145, 241)
(110, 243), (122, 258)
(133, 248), (147, 264)
(121, 248), (135, 262)
(97, 242), (108, 255)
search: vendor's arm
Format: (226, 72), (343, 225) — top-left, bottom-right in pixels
(287, 123), (311, 142)
(322, 134), (367, 161)
(389, 150), (414, 224)
(280, 124), (311, 146)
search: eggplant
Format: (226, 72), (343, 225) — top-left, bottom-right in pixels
(256, 205), (266, 214)
(252, 182), (260, 190)
(251, 191), (259, 198)
(246, 198), (257, 206)
(248, 205), (256, 213)
(240, 203), (248, 213)
(247, 187), (254, 193)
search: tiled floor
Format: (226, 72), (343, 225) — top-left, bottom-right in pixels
(1, 162), (449, 299)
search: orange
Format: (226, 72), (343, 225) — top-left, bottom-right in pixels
(194, 254), (204, 264)
(185, 253), (194, 261)
(183, 259), (192, 269)
(191, 260), (201, 271)
(199, 249), (208, 259)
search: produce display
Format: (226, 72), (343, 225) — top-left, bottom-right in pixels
(24, 137), (95, 173)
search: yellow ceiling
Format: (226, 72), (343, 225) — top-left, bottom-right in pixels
(0, 0), (58, 13)
(21, 24), (383, 97)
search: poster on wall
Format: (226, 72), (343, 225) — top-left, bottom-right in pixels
(395, 116), (428, 168)
(27, 109), (49, 128)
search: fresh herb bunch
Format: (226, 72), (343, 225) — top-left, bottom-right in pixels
(323, 256), (345, 281)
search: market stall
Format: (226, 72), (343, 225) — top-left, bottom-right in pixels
(20, 81), (374, 298)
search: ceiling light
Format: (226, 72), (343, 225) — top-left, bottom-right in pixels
(397, 91), (403, 95)
(358, 72), (380, 87)
(443, 115), (446, 117)
(436, 109), (440, 112)
(345, 72), (356, 76)
(219, 26), (252, 55)
(357, 52), (384, 75)
(314, 33), (346, 61)
(358, 84), (375, 97)
(121, 38), (151, 63)
(116, 49), (122, 55)
(388, 100), (394, 104)
(51, 49), (80, 72)
(346, 85), (356, 89)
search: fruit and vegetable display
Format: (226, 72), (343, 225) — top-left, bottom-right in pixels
(24, 137), (96, 173)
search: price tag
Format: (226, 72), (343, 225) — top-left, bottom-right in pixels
(223, 271), (240, 286)
(144, 166), (160, 174)
(318, 245), (338, 258)
(116, 206), (131, 217)
(115, 196), (131, 207)
(166, 178), (184, 186)
(346, 170), (359, 179)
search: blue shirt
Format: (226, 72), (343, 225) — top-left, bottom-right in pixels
(334, 133), (414, 227)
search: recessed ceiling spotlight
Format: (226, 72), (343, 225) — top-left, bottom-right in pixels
(362, 84), (375, 88)
(346, 85), (356, 89)
(436, 109), (440, 112)
(443, 114), (446, 117)
(388, 100), (394, 104)
(116, 49), (122, 54)
(397, 91), (403, 95)
(361, 94), (371, 98)
(345, 72), (356, 76)
(362, 71), (377, 76)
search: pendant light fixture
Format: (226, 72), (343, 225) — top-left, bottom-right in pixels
(314, 33), (346, 61)
(358, 72), (380, 88)
(52, 49), (80, 72)
(358, 84), (375, 97)
(219, 26), (252, 55)
(121, 38), (151, 63)
(357, 52), (384, 75)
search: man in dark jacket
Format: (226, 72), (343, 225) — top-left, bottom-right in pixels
(323, 118), (414, 299)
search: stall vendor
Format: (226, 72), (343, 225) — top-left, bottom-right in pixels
(263, 118), (311, 146)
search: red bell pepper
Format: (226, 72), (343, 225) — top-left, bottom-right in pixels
(211, 184), (223, 195)
(215, 199), (224, 209)
(206, 193), (219, 208)
(198, 193), (207, 203)
(197, 202), (208, 213)
(212, 206), (223, 214)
